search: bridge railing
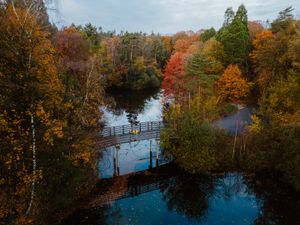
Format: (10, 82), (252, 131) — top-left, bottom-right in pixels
(99, 130), (161, 148)
(101, 121), (164, 137)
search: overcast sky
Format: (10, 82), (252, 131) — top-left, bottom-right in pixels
(50, 0), (300, 34)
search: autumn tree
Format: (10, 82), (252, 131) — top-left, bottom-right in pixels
(215, 65), (251, 102)
(246, 9), (300, 190)
(0, 3), (105, 224)
(248, 21), (264, 41)
(54, 26), (104, 151)
(163, 35), (173, 55)
(162, 52), (187, 97)
(151, 35), (172, 68)
(173, 33), (199, 53)
(250, 30), (278, 91)
(251, 18), (300, 92)
(201, 38), (224, 74)
(96, 31), (167, 90)
(0, 3), (64, 223)
(271, 6), (294, 33)
(260, 71), (300, 125)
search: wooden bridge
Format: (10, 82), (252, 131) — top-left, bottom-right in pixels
(99, 121), (164, 148)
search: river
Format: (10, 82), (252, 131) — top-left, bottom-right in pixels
(62, 88), (300, 225)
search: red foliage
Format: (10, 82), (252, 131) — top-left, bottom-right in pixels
(173, 34), (199, 53)
(162, 52), (187, 97)
(54, 27), (89, 73)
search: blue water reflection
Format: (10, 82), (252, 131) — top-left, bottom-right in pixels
(63, 173), (262, 225)
(98, 138), (172, 178)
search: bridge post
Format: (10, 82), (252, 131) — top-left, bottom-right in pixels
(122, 125), (124, 135)
(113, 127), (115, 136)
(116, 144), (120, 176)
(156, 140), (159, 168)
(149, 140), (153, 169)
(113, 147), (117, 177)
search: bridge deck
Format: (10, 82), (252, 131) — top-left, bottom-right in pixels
(101, 121), (164, 137)
(99, 130), (161, 148)
(99, 121), (164, 148)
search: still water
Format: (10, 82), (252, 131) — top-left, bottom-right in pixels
(98, 88), (168, 178)
(63, 88), (300, 225)
(63, 167), (300, 225)
(102, 88), (163, 126)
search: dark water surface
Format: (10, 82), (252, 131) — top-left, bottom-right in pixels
(62, 168), (300, 225)
(64, 89), (300, 225)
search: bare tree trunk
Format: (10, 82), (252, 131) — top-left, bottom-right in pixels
(82, 58), (95, 110)
(26, 110), (37, 216)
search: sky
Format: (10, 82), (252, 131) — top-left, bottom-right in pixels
(49, 0), (300, 34)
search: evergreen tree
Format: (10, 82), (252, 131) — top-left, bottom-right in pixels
(271, 6), (294, 33)
(216, 5), (250, 67)
(223, 7), (235, 27)
(235, 4), (248, 26)
(201, 27), (216, 42)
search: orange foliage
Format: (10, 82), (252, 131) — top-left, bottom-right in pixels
(251, 30), (277, 90)
(248, 21), (264, 41)
(0, 5), (64, 222)
(162, 52), (187, 97)
(163, 36), (173, 53)
(215, 65), (251, 102)
(173, 35), (199, 53)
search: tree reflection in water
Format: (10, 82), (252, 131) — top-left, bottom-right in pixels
(245, 173), (300, 225)
(104, 88), (161, 125)
(61, 170), (300, 225)
(160, 172), (215, 220)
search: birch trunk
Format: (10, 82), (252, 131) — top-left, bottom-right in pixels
(26, 111), (37, 216)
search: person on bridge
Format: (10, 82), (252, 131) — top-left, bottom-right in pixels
(130, 129), (140, 135)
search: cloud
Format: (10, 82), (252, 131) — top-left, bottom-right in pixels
(51, 0), (300, 34)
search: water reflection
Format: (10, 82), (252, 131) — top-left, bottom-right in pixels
(102, 88), (162, 126)
(245, 173), (300, 225)
(160, 173), (215, 220)
(99, 88), (165, 178)
(89, 88), (300, 225)
(98, 139), (172, 179)
(64, 171), (286, 225)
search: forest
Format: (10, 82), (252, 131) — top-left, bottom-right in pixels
(0, 0), (300, 224)
(161, 5), (300, 191)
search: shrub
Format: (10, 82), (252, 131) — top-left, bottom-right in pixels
(161, 114), (227, 173)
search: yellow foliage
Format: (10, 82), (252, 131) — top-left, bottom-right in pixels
(251, 30), (277, 91)
(215, 64), (251, 102)
(249, 115), (263, 134)
(201, 37), (224, 74)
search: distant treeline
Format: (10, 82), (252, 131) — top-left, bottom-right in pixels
(62, 24), (172, 90)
